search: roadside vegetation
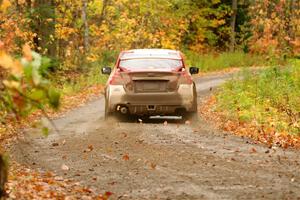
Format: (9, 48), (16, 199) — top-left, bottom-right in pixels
(185, 51), (282, 72)
(207, 59), (300, 148)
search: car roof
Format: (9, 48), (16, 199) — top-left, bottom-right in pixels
(120, 49), (182, 60)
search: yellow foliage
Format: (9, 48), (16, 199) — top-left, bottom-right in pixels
(86, 54), (98, 62)
(0, 51), (24, 76)
(0, 0), (11, 12)
(0, 51), (14, 70)
(3, 80), (20, 89)
(22, 44), (32, 61)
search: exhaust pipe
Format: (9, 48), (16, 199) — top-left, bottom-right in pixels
(120, 106), (128, 114)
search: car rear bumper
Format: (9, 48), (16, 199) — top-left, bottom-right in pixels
(106, 84), (196, 115)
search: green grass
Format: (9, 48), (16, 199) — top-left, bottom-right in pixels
(184, 51), (282, 72)
(216, 59), (300, 135)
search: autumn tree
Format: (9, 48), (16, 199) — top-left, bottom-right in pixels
(16, 0), (56, 57)
(230, 0), (237, 51)
(248, 0), (300, 57)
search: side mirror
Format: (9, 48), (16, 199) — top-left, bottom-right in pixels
(189, 67), (199, 75)
(101, 67), (112, 75)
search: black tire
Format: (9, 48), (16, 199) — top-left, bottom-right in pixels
(182, 83), (198, 122)
(104, 98), (114, 120)
(182, 111), (198, 123)
(191, 83), (198, 112)
(104, 99), (127, 122)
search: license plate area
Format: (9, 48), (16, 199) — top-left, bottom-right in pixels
(134, 80), (168, 93)
(147, 105), (156, 110)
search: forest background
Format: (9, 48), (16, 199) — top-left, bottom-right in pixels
(0, 0), (300, 132)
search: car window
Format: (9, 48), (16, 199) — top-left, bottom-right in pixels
(119, 59), (183, 70)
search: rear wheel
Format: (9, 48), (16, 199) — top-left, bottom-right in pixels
(104, 98), (114, 120)
(183, 84), (198, 122)
(104, 99), (130, 122)
(182, 111), (198, 122)
(191, 83), (198, 112)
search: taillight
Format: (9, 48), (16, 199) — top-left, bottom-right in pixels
(109, 72), (124, 85)
(179, 72), (193, 84)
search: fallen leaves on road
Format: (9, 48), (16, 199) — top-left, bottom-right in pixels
(84, 145), (94, 153)
(250, 148), (257, 153)
(150, 163), (157, 170)
(6, 162), (109, 199)
(52, 142), (59, 147)
(121, 132), (128, 138)
(122, 154), (129, 161)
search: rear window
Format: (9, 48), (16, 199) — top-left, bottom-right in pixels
(119, 58), (183, 70)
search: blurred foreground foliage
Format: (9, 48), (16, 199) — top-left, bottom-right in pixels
(0, 45), (60, 124)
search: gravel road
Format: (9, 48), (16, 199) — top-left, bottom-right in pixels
(11, 73), (300, 200)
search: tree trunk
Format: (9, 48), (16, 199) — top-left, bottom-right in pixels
(82, 0), (89, 52)
(230, 0), (238, 52)
(0, 155), (7, 197)
(32, 0), (56, 58)
(98, 0), (109, 26)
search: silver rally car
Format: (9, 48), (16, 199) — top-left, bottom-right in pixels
(101, 49), (199, 119)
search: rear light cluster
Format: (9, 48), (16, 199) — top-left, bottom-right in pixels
(109, 71), (125, 85)
(178, 72), (193, 85)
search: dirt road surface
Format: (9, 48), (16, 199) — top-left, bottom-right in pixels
(11, 73), (300, 199)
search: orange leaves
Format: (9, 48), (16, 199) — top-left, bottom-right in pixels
(0, 51), (23, 76)
(101, 191), (113, 200)
(0, 51), (14, 70)
(291, 38), (300, 55)
(122, 154), (129, 161)
(249, 1), (299, 56)
(55, 25), (77, 41)
(0, 5), (33, 53)
(0, 43), (33, 78)
(22, 43), (32, 61)
(0, 0), (11, 12)
(150, 162), (157, 170)
(6, 163), (103, 199)
(83, 145), (94, 153)
(250, 147), (257, 153)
